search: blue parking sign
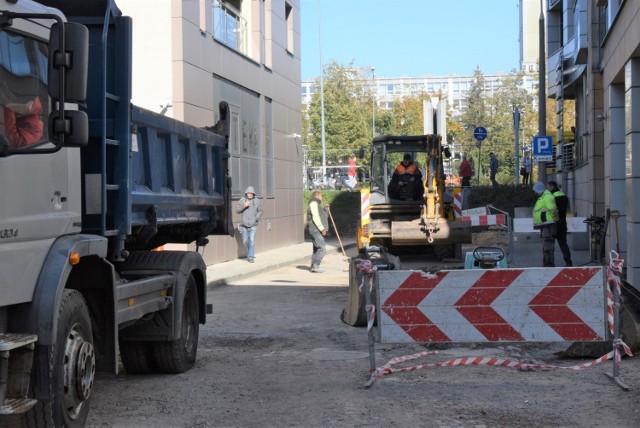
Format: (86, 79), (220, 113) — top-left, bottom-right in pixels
(533, 136), (553, 160)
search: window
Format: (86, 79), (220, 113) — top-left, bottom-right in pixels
(213, 0), (248, 55)
(264, 0), (272, 68)
(285, 2), (294, 53)
(0, 30), (49, 149)
(264, 98), (274, 196)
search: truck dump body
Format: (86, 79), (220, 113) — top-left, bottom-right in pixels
(39, 0), (231, 252)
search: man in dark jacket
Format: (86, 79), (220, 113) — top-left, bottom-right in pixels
(547, 181), (572, 266)
(236, 186), (263, 263)
(307, 190), (329, 272)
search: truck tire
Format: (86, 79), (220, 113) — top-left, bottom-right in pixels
(24, 290), (95, 428)
(152, 275), (199, 373)
(119, 340), (155, 374)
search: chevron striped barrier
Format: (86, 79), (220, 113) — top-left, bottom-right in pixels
(361, 255), (633, 389)
(377, 267), (605, 344)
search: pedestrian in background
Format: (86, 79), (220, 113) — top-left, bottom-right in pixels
(458, 154), (472, 209)
(489, 152), (499, 187)
(236, 186), (263, 263)
(521, 150), (532, 186)
(548, 180), (572, 266)
(346, 154), (357, 191)
(532, 181), (559, 267)
(307, 190), (329, 273)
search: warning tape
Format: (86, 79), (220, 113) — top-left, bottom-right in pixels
(361, 252), (634, 386)
(606, 250), (633, 362)
(369, 348), (628, 384)
(356, 259), (376, 331)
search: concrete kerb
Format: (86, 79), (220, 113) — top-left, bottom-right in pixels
(206, 239), (356, 287)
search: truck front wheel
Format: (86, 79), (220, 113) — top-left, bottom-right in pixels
(25, 289), (95, 427)
(153, 275), (199, 373)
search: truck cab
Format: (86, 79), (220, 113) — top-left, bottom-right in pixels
(1, 1), (231, 425)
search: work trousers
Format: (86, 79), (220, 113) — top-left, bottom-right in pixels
(555, 222), (572, 266)
(309, 228), (326, 268)
(540, 224), (557, 267)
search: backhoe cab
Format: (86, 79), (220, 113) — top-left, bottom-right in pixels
(361, 134), (471, 256)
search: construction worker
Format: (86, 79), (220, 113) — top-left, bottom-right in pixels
(547, 181), (572, 266)
(388, 153), (423, 200)
(307, 191), (329, 273)
(532, 181), (559, 267)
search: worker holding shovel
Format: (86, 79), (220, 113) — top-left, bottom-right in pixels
(308, 191), (329, 273)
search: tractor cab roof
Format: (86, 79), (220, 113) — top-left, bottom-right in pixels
(372, 134), (442, 154)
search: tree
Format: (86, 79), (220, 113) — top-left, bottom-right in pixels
(460, 66), (489, 183)
(485, 70), (536, 184)
(303, 61), (371, 166)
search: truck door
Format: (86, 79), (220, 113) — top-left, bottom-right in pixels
(0, 29), (81, 306)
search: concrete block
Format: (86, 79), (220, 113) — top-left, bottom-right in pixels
(572, 232), (589, 250)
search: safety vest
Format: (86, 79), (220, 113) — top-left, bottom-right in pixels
(395, 163), (418, 175)
(533, 189), (558, 228)
(307, 198), (328, 233)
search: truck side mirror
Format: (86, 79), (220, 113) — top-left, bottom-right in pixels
(48, 22), (89, 103)
(49, 110), (89, 147)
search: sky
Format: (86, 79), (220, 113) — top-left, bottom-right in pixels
(300, 0), (522, 81)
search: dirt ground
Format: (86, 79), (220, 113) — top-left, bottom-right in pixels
(82, 247), (640, 428)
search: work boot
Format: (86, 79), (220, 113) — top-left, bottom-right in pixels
(310, 266), (324, 273)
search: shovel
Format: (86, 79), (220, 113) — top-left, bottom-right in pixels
(326, 206), (350, 271)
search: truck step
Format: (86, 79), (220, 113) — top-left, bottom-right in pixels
(0, 398), (38, 415)
(0, 334), (37, 352)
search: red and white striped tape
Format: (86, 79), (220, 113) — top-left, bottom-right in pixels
(461, 214), (506, 226)
(606, 250), (632, 362)
(369, 348), (625, 383)
(356, 259), (376, 331)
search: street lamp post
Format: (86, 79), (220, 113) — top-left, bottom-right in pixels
(371, 67), (376, 139)
(318, 0), (326, 182)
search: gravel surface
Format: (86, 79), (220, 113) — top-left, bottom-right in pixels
(84, 249), (640, 428)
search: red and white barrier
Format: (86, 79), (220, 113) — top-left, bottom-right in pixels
(461, 214), (506, 227)
(378, 267), (605, 344)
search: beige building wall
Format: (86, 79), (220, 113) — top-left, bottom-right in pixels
(119, 0), (303, 265)
(519, 0), (542, 73)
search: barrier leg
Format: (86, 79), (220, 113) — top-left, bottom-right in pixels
(364, 272), (377, 388)
(606, 252), (631, 390)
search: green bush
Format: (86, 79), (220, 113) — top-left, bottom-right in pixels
(466, 184), (538, 216)
(304, 190), (361, 238)
(302, 185), (538, 240)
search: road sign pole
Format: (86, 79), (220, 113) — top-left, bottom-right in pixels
(477, 144), (481, 186)
(473, 127), (488, 186)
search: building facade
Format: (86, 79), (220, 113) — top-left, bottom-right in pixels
(519, 0), (543, 74)
(118, 0), (304, 264)
(547, 0), (640, 287)
(302, 72), (536, 115)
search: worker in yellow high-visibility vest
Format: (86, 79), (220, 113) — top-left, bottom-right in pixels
(532, 181), (559, 267)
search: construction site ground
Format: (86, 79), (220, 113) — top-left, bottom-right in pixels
(76, 230), (640, 427)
